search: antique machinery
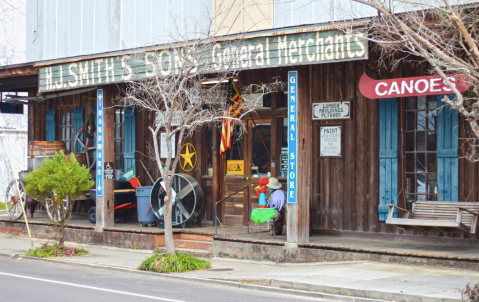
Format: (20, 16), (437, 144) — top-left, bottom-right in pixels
(73, 109), (97, 170)
(150, 174), (203, 229)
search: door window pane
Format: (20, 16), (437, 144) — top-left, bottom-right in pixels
(251, 122), (271, 177)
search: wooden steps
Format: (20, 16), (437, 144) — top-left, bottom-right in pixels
(172, 233), (213, 257)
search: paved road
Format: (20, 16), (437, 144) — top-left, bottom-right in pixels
(0, 256), (336, 302)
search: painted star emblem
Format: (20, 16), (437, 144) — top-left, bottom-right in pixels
(180, 144), (197, 171)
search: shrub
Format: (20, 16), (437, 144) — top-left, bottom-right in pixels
(24, 151), (94, 248)
(25, 242), (89, 258)
(138, 252), (211, 273)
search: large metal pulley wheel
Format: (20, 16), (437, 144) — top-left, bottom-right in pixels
(73, 112), (97, 169)
(5, 179), (26, 220)
(150, 174), (203, 229)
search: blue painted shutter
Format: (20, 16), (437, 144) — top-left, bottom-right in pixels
(46, 110), (55, 141)
(436, 95), (459, 201)
(124, 106), (136, 170)
(379, 98), (399, 221)
(73, 108), (84, 153)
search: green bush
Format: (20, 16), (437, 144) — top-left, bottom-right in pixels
(25, 243), (88, 258)
(138, 252), (211, 273)
(0, 201), (5, 210)
(24, 151), (94, 248)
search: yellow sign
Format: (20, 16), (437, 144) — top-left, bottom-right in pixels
(226, 160), (244, 175)
(179, 143), (197, 172)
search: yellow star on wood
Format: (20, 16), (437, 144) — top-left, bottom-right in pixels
(180, 144), (196, 171)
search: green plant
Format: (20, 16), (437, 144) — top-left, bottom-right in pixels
(463, 283), (479, 301)
(138, 252), (211, 273)
(25, 242), (89, 258)
(347, 293), (354, 297)
(24, 151), (94, 248)
(0, 201), (5, 210)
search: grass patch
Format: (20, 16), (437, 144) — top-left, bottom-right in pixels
(0, 201), (5, 210)
(138, 252), (211, 273)
(25, 243), (89, 258)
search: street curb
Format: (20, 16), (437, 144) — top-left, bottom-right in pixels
(271, 280), (463, 302)
(0, 253), (385, 302)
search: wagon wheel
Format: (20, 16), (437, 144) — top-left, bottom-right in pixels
(44, 195), (70, 223)
(73, 111), (97, 169)
(5, 179), (26, 220)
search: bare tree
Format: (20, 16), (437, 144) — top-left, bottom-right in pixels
(343, 0), (479, 160)
(118, 29), (283, 254)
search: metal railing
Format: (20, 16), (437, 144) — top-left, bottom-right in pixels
(215, 185), (250, 236)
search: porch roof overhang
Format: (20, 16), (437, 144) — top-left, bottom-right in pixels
(0, 62), (39, 92)
(4, 86), (98, 106)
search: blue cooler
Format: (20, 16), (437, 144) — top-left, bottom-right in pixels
(136, 186), (157, 227)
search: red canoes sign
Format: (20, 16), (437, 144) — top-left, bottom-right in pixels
(359, 73), (472, 99)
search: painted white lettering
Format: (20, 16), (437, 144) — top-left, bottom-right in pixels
(415, 79), (429, 94)
(55, 65), (63, 89)
(255, 43), (264, 66)
(121, 56), (132, 80)
(289, 172), (295, 179)
(94, 59), (103, 83)
(145, 53), (157, 77)
(289, 40), (298, 63)
(430, 78), (441, 92)
(324, 36), (334, 60)
(335, 35), (344, 59)
(45, 67), (53, 90)
(388, 81), (400, 95)
(212, 43), (222, 70)
(290, 162), (295, 169)
(240, 45), (248, 68)
(298, 38), (305, 62)
(289, 181), (295, 189)
(290, 124), (295, 131)
(290, 153), (295, 160)
(316, 32), (324, 60)
(248, 45), (255, 67)
(401, 80), (413, 94)
(266, 38), (270, 65)
(345, 35), (355, 58)
(375, 82), (388, 96)
(443, 77), (456, 91)
(104, 58), (114, 82)
(278, 36), (288, 64)
(68, 63), (78, 87)
(354, 34), (366, 57)
(306, 38), (315, 61)
(159, 50), (172, 76)
(79, 62), (89, 85)
(290, 191), (294, 198)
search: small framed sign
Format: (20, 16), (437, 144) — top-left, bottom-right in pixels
(320, 125), (342, 157)
(312, 100), (351, 120)
(104, 162), (115, 180)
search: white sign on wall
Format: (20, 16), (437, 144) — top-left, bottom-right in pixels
(320, 126), (341, 157)
(160, 133), (175, 158)
(155, 111), (182, 127)
(312, 101), (350, 120)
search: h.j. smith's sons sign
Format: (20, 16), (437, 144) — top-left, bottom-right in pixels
(39, 29), (367, 92)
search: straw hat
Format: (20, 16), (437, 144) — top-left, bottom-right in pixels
(267, 177), (283, 189)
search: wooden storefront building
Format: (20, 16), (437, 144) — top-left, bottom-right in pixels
(3, 23), (479, 242)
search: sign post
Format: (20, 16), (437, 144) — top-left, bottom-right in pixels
(96, 89), (103, 197)
(287, 71), (298, 204)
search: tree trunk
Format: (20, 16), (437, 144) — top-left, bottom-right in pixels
(59, 217), (65, 248)
(163, 194), (175, 254)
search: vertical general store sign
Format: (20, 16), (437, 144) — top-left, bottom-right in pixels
(287, 71), (298, 204)
(38, 29), (368, 92)
(96, 89), (104, 197)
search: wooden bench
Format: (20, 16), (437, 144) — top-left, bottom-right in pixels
(386, 201), (479, 234)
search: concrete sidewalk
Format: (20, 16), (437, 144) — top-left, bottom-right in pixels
(0, 233), (475, 302)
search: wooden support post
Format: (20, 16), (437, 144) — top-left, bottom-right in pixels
(287, 66), (311, 243)
(96, 86), (115, 228)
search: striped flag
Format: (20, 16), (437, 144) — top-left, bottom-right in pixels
(220, 79), (245, 155)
